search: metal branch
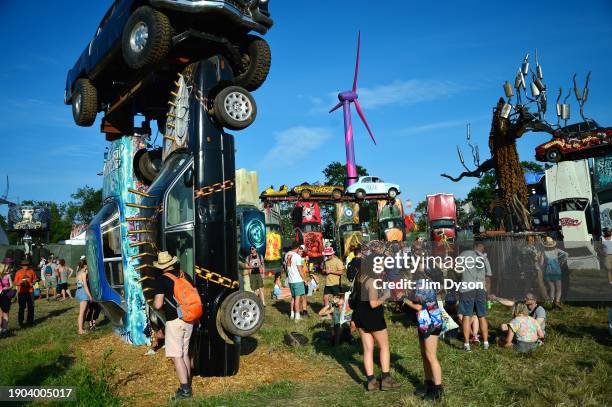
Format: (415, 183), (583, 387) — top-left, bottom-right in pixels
(441, 158), (494, 182)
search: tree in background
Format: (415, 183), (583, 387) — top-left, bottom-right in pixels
(322, 161), (368, 186)
(66, 186), (103, 225)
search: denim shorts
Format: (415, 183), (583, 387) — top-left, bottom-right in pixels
(458, 289), (487, 317)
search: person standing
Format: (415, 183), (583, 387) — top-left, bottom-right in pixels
(153, 252), (195, 400)
(56, 259), (74, 300)
(322, 247), (345, 312)
(14, 259), (37, 327)
(0, 259), (14, 336)
(351, 252), (402, 391)
(286, 242), (306, 321)
(42, 259), (58, 300)
(541, 237), (568, 309)
(601, 229), (612, 285)
(403, 270), (444, 401)
(246, 246), (266, 306)
(456, 242), (492, 352)
(75, 260), (93, 334)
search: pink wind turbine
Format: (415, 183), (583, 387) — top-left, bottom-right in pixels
(329, 31), (376, 187)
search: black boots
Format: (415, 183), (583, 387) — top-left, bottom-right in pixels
(423, 380), (443, 401)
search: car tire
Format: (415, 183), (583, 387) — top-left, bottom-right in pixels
(213, 86), (257, 130)
(219, 291), (264, 337)
(72, 78), (98, 126)
(300, 189), (312, 200)
(332, 189), (343, 200)
(545, 148), (562, 163)
(388, 188), (398, 199)
(233, 35), (271, 92)
(122, 6), (172, 70)
(134, 148), (162, 184)
(355, 189), (366, 200)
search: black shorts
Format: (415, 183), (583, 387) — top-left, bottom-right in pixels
(58, 282), (68, 292)
(324, 285), (340, 296)
(418, 326), (442, 341)
(0, 293), (11, 313)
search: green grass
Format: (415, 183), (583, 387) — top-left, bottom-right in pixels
(0, 299), (121, 406)
(2, 285), (611, 406)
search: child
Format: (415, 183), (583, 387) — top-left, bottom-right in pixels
(272, 273), (291, 300)
(307, 273), (319, 296)
(498, 302), (543, 353)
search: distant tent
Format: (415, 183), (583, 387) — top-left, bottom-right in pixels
(59, 230), (86, 245)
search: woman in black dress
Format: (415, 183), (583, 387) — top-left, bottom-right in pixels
(352, 246), (402, 392)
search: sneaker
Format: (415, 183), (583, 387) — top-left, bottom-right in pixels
(170, 387), (192, 401)
(483, 341), (490, 350)
(470, 334), (481, 344)
(366, 379), (379, 392)
(294, 314), (301, 322)
(290, 312), (295, 320)
(380, 376), (402, 391)
(464, 343), (471, 352)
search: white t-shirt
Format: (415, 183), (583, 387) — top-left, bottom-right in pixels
(286, 252), (304, 284)
(602, 237), (612, 255)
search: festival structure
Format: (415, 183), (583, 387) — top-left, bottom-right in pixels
(66, 1), (273, 376)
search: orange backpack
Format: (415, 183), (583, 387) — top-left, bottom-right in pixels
(163, 272), (203, 322)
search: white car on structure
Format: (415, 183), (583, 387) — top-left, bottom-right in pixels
(346, 176), (401, 199)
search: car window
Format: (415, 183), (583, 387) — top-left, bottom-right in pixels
(361, 177), (371, 183)
(567, 124), (579, 133)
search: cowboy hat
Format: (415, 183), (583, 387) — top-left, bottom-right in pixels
(323, 247), (335, 256)
(543, 236), (557, 248)
(153, 251), (178, 269)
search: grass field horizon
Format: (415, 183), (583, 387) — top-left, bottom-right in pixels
(1, 284), (610, 406)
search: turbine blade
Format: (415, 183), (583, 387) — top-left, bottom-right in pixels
(329, 102), (343, 113)
(354, 99), (376, 145)
(352, 31), (361, 92)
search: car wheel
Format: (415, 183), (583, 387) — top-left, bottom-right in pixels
(332, 189), (343, 200)
(355, 189), (366, 200)
(122, 6), (172, 70)
(72, 78), (98, 127)
(545, 148), (562, 163)
(134, 148), (162, 185)
(213, 86), (257, 130)
(219, 291), (264, 337)
(388, 188), (398, 199)
(233, 35), (271, 92)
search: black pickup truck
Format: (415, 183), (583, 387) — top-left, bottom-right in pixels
(65, 0), (272, 127)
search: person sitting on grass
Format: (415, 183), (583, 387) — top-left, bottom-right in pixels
(272, 273), (291, 300)
(498, 302), (543, 353)
(494, 292), (546, 337)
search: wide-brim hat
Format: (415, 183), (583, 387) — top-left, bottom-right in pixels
(2, 257), (12, 264)
(19, 259), (30, 266)
(153, 251), (178, 269)
(543, 237), (557, 248)
(323, 247), (335, 256)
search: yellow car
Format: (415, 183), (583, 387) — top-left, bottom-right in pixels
(260, 185), (289, 198)
(291, 183), (344, 200)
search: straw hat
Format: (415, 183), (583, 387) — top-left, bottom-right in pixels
(323, 247), (335, 256)
(543, 236), (557, 248)
(153, 251), (178, 269)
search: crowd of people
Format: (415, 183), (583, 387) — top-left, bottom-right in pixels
(257, 236), (561, 402)
(0, 253), (100, 337)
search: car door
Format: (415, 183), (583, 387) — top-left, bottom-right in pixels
(360, 177), (372, 194)
(371, 177), (383, 194)
(89, 1), (129, 70)
(163, 163), (195, 281)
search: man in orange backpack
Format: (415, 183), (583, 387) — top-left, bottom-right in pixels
(153, 251), (196, 400)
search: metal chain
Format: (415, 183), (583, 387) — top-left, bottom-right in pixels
(194, 180), (234, 199)
(194, 266), (239, 289)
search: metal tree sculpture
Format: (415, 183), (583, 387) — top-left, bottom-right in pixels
(441, 51), (592, 231)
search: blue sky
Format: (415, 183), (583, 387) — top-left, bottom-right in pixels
(1, 1), (611, 216)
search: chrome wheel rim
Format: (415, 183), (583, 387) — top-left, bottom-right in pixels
(74, 93), (82, 114)
(389, 189), (397, 198)
(230, 297), (260, 331)
(224, 92), (252, 122)
(130, 22), (149, 53)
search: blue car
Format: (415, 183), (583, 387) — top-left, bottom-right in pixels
(64, 0), (273, 127)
